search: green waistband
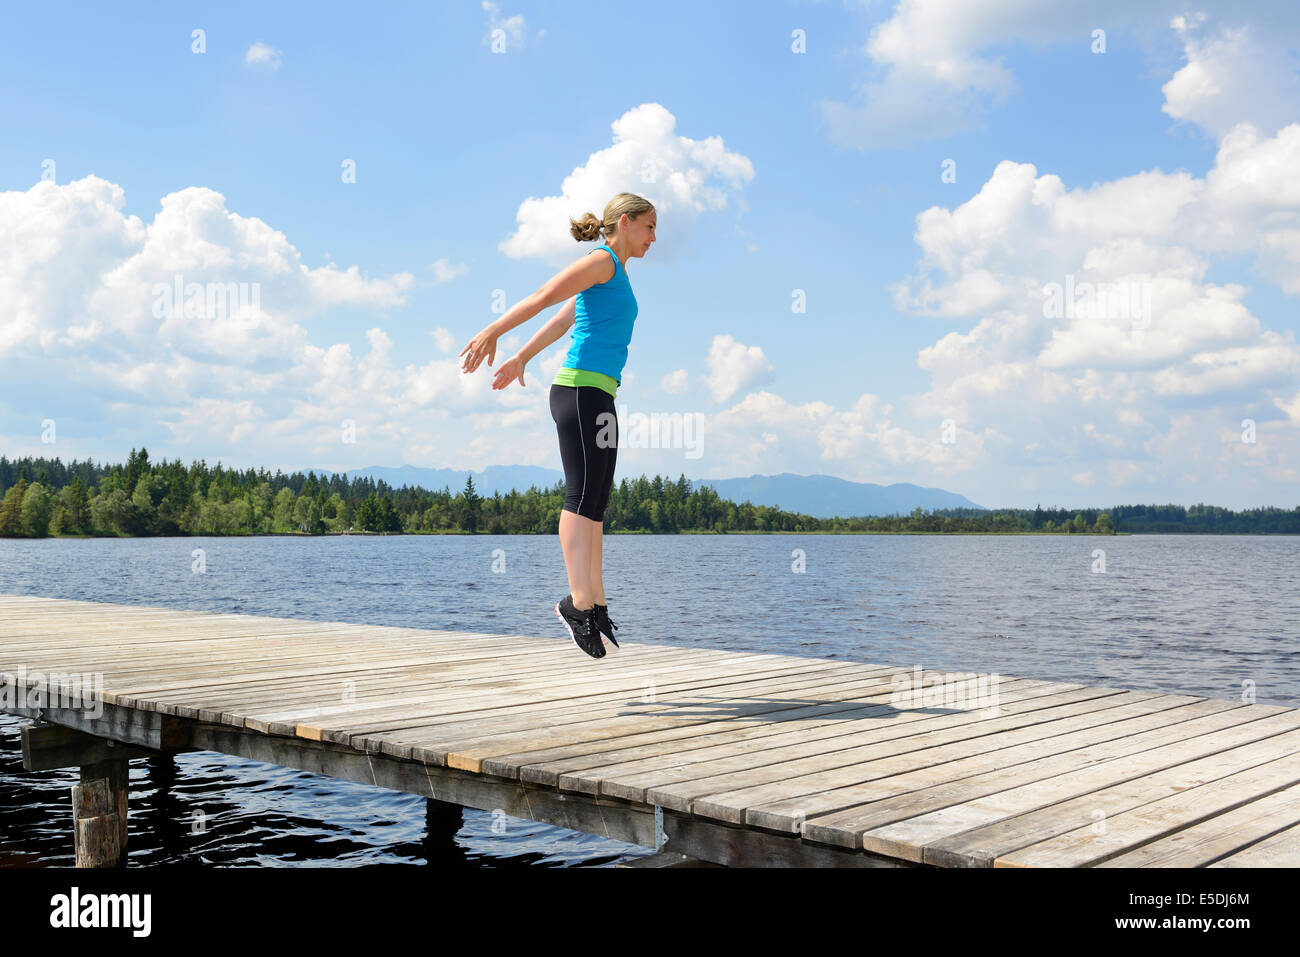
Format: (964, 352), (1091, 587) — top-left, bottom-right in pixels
(552, 366), (618, 398)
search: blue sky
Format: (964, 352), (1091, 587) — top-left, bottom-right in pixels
(2, 0), (1299, 509)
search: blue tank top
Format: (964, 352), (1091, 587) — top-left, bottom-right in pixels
(560, 244), (638, 384)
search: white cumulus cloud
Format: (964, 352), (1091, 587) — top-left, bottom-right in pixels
(1162, 19), (1300, 138)
(702, 334), (775, 403)
(498, 103), (754, 265)
(887, 13), (1300, 496)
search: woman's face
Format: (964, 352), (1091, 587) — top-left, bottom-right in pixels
(623, 210), (657, 257)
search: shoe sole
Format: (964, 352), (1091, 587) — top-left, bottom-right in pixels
(555, 602), (604, 659)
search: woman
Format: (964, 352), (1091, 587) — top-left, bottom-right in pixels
(459, 192), (656, 659)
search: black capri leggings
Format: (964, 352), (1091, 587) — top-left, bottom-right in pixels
(549, 383), (618, 522)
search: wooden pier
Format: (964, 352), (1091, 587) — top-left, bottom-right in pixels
(2, 592), (1299, 867)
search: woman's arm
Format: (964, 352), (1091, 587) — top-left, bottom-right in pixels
(462, 250), (607, 375)
(515, 295), (577, 365)
(488, 251), (612, 337)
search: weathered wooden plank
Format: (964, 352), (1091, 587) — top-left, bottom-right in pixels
(336, 667), (920, 771)
(708, 699), (1272, 834)
(1206, 820), (1300, 867)
(584, 688), (1159, 804)
(869, 732), (1300, 865)
(193, 644), (730, 720)
(1096, 781), (1300, 867)
(353, 675), (950, 768)
(10, 639), (487, 696)
(308, 661), (881, 767)
(2, 700), (190, 750)
(301, 655), (855, 745)
(491, 675), (1067, 784)
(110, 641), (672, 712)
(202, 657), (767, 728)
(185, 657), (883, 722)
(288, 656), (863, 736)
(21, 721), (169, 770)
(488, 669), (1031, 785)
(345, 665), (970, 766)
(986, 737), (1300, 867)
(801, 704), (1300, 853)
(183, 658), (622, 722)
(674, 694), (1219, 824)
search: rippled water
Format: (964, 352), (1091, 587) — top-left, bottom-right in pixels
(2, 533), (1297, 866)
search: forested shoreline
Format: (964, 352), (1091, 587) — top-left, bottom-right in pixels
(1, 451), (1297, 537)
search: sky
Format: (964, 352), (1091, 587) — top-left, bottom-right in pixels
(1, 0), (1298, 509)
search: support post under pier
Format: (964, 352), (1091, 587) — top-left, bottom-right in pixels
(72, 757), (129, 868)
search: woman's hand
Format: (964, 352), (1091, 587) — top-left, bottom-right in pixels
(459, 327), (499, 374)
(492, 355), (527, 390)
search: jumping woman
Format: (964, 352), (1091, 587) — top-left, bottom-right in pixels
(459, 192), (656, 659)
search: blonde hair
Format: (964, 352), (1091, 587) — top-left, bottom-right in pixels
(569, 192), (655, 243)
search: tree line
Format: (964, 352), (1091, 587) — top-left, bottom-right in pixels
(1, 451), (1297, 537)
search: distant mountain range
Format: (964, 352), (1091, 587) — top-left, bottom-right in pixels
(298, 465), (985, 518)
(691, 473), (984, 518)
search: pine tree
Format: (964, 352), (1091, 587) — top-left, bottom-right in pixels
(0, 478), (30, 536)
(461, 476), (481, 532)
(21, 483), (53, 537)
(356, 493), (379, 531)
(124, 448), (150, 495)
(65, 476), (90, 534)
(379, 495), (401, 532)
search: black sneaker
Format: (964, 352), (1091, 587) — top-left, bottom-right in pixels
(593, 603), (620, 651)
(555, 594), (605, 659)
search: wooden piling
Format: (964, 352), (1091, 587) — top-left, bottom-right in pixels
(72, 758), (129, 867)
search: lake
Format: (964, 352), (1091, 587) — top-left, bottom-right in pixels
(1, 533), (1296, 865)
